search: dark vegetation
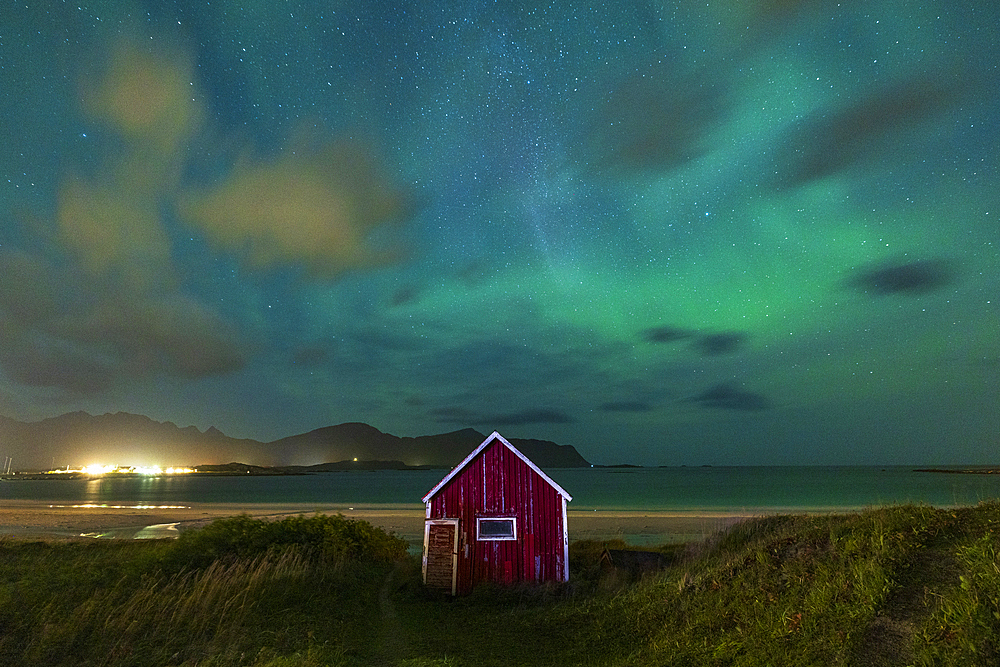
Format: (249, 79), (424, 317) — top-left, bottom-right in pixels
(2, 504), (999, 666)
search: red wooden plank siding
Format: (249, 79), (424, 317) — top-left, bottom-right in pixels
(426, 433), (568, 594)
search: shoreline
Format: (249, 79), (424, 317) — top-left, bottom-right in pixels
(0, 500), (865, 546)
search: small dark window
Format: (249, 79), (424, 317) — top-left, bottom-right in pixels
(477, 517), (516, 540)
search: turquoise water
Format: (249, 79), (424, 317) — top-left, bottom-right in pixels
(3, 467), (1000, 511)
(553, 467), (1000, 511)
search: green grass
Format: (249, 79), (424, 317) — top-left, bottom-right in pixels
(2, 504), (1000, 666)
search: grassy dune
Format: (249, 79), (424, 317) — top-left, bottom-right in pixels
(1, 504), (998, 666)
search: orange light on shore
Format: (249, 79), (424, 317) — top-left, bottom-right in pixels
(46, 464), (197, 476)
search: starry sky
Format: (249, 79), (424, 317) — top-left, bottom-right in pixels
(1, 0), (997, 466)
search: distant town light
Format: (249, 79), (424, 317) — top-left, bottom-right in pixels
(45, 464), (197, 476)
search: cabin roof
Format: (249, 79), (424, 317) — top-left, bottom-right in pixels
(422, 431), (573, 504)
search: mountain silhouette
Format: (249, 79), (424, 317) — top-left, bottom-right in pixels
(267, 424), (588, 468)
(0, 412), (589, 471)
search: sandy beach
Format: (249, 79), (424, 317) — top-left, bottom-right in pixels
(0, 500), (759, 546)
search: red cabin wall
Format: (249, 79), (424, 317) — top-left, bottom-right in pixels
(426, 439), (567, 595)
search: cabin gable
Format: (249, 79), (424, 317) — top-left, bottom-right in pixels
(422, 431), (571, 594)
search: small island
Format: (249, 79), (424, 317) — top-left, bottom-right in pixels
(914, 468), (1000, 475)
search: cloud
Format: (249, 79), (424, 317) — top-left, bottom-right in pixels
(80, 39), (203, 157)
(431, 406), (574, 425)
(31, 297), (245, 392)
(0, 250), (245, 394)
(390, 285), (420, 306)
(55, 39), (201, 292)
(585, 62), (729, 173)
(0, 35), (416, 400)
(689, 383), (770, 411)
(642, 326), (695, 344)
(56, 177), (174, 291)
(430, 406), (480, 423)
(642, 326), (745, 356)
(349, 327), (427, 352)
(772, 72), (963, 188)
(65, 36), (414, 292)
(695, 332), (745, 356)
(709, 0), (847, 54)
(849, 259), (953, 295)
(0, 325), (116, 394)
(0, 251), (61, 326)
(67, 296), (245, 378)
(600, 401), (654, 412)
(291, 345), (329, 367)
(179, 137), (415, 276)
(3, 37), (247, 392)
(0, 251), (117, 394)
(484, 409), (575, 425)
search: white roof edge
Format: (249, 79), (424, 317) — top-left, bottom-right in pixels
(422, 431), (573, 503)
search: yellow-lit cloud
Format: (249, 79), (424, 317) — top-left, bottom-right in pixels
(0, 39), (246, 393)
(67, 39), (411, 280)
(56, 177), (172, 291)
(58, 39), (200, 289)
(80, 40), (203, 158)
(179, 138), (412, 275)
(4, 35), (413, 397)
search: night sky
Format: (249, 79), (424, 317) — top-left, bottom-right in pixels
(1, 1), (997, 466)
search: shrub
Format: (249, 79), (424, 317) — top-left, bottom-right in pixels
(162, 513), (409, 571)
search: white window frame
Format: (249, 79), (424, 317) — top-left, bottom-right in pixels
(476, 516), (517, 541)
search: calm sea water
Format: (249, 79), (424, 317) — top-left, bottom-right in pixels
(3, 467), (1000, 511)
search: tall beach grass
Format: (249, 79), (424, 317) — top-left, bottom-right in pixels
(1, 503), (998, 665)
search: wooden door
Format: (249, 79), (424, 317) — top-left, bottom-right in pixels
(423, 519), (459, 594)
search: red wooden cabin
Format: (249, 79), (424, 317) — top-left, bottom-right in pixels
(421, 431), (572, 595)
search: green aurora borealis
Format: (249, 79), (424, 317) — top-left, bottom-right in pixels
(1, 0), (997, 465)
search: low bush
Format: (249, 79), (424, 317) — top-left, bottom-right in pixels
(161, 512), (409, 571)
(0, 514), (409, 666)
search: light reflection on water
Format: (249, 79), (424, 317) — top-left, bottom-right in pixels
(82, 475), (188, 505)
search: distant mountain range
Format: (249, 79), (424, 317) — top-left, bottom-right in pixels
(0, 412), (590, 472)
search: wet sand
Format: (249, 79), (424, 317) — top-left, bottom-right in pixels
(0, 499), (761, 546)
